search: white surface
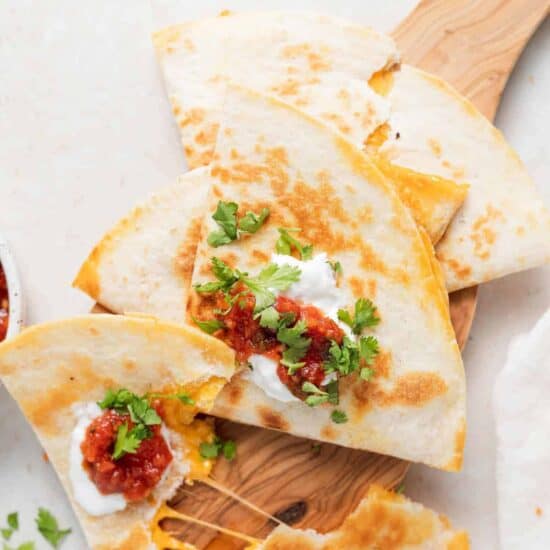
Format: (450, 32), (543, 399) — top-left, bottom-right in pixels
(69, 403), (127, 517)
(493, 309), (550, 549)
(0, 1), (548, 548)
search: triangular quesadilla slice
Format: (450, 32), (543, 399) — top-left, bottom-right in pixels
(187, 85), (465, 471)
(257, 485), (469, 549)
(74, 169), (210, 320)
(153, 11), (468, 244)
(375, 65), (550, 291)
(0, 315), (235, 550)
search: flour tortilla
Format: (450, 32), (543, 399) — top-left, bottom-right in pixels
(0, 315), (235, 550)
(259, 484), (469, 549)
(186, 85), (465, 471)
(494, 308), (550, 549)
(379, 65), (550, 291)
(74, 169), (210, 321)
(153, 11), (468, 244)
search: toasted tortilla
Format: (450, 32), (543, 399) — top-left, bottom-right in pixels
(257, 485), (469, 549)
(153, 11), (468, 244)
(378, 65), (550, 291)
(74, 169), (210, 320)
(0, 315), (235, 550)
(186, 85), (465, 470)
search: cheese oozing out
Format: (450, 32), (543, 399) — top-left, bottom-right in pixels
(246, 253), (351, 402)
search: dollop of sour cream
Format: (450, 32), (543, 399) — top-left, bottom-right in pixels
(247, 354), (301, 403)
(69, 402), (127, 516)
(246, 254), (351, 402)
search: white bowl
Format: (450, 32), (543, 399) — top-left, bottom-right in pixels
(0, 235), (24, 339)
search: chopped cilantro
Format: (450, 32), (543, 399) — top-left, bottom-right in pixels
(278, 320), (311, 366)
(6, 516), (17, 532)
(360, 367), (375, 381)
(195, 258), (301, 314)
(208, 201), (269, 247)
(359, 335), (379, 365)
(112, 423), (144, 460)
(337, 298), (380, 335)
(257, 306), (280, 329)
(199, 437), (237, 461)
(192, 316), (225, 335)
(238, 207), (270, 234)
(35, 508), (71, 549)
(276, 228), (313, 260)
(328, 260), (343, 275)
(4, 543), (36, 550)
(324, 335), (379, 379)
(302, 382), (330, 406)
(331, 410), (348, 424)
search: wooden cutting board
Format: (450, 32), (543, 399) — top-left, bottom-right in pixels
(129, 1), (550, 546)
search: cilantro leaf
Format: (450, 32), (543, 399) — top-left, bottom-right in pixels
(337, 298), (379, 335)
(1, 529), (13, 541)
(97, 388), (134, 411)
(17, 543), (36, 550)
(35, 508), (71, 549)
(360, 367), (375, 381)
(192, 316), (225, 334)
(302, 382), (327, 395)
(305, 394), (329, 407)
(358, 335), (379, 365)
(331, 410), (348, 424)
(112, 423), (143, 460)
(258, 306), (280, 329)
(325, 380), (340, 405)
(199, 437), (236, 461)
(276, 228), (313, 260)
(222, 440), (237, 461)
(127, 396), (161, 427)
(212, 201), (238, 240)
(278, 320), (311, 365)
(328, 260), (343, 275)
(238, 207), (270, 234)
(241, 263), (301, 313)
(207, 229), (233, 247)
(6, 515), (17, 532)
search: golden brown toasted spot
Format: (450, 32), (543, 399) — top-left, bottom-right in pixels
(184, 145), (214, 169)
(441, 256), (472, 281)
(123, 360), (136, 372)
(257, 406), (290, 431)
(226, 380), (243, 405)
(152, 27), (182, 54)
(251, 249), (270, 264)
(174, 216), (203, 284)
(272, 79), (301, 96)
(195, 123), (220, 147)
(388, 372), (447, 407)
(178, 107), (205, 129)
(280, 43), (331, 72)
(23, 359), (115, 434)
(348, 276), (365, 298)
(327, 486), (436, 549)
(515, 225), (525, 236)
(321, 424), (337, 440)
(428, 138), (442, 157)
(368, 68), (395, 97)
(470, 205), (503, 260)
(444, 419), (466, 472)
(536, 507), (543, 517)
(73, 244), (102, 299)
(447, 532), (471, 550)
(321, 112), (351, 135)
(219, 252), (239, 269)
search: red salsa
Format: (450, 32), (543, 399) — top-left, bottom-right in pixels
(219, 291), (344, 397)
(81, 402), (172, 502)
(0, 265), (8, 341)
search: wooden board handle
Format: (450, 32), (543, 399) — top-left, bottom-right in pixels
(393, 0), (549, 120)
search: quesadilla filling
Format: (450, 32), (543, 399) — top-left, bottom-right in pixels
(194, 247), (380, 415)
(72, 389), (197, 512)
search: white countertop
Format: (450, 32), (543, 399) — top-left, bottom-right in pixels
(0, 1), (548, 548)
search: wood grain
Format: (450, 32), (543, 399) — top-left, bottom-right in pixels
(99, 2), (544, 546)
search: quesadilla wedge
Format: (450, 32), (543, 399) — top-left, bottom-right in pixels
(0, 314), (235, 550)
(375, 65), (550, 291)
(74, 169), (210, 320)
(256, 485), (469, 549)
(153, 11), (468, 244)
(186, 85), (465, 471)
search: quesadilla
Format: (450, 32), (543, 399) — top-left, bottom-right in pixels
(375, 65), (550, 291)
(153, 11), (469, 245)
(0, 315), (235, 550)
(184, 85), (465, 471)
(154, 11), (550, 289)
(256, 485), (469, 549)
